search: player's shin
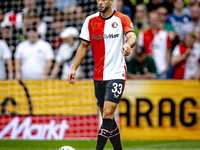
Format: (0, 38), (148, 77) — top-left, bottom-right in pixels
(96, 118), (113, 150)
(109, 118), (122, 150)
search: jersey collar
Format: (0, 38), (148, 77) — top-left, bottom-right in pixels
(99, 10), (116, 20)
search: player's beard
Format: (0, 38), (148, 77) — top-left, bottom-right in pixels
(99, 5), (110, 14)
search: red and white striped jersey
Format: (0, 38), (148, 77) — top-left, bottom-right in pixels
(137, 28), (171, 74)
(79, 11), (134, 81)
(172, 44), (200, 79)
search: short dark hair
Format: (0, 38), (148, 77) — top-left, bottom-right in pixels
(26, 26), (37, 32)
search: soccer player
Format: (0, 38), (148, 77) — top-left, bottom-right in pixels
(68, 0), (137, 149)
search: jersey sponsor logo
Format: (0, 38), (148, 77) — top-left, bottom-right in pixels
(112, 22), (118, 28)
(92, 34), (120, 39)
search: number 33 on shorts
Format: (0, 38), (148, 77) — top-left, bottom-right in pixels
(111, 82), (123, 99)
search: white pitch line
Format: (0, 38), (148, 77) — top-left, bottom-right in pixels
(0, 147), (200, 150)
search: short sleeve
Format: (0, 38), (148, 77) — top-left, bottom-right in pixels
(121, 15), (135, 35)
(172, 45), (181, 56)
(1, 41), (11, 60)
(79, 17), (90, 42)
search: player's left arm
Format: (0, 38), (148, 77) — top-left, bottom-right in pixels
(121, 32), (137, 56)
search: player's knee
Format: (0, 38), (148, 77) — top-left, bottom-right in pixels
(103, 108), (113, 119)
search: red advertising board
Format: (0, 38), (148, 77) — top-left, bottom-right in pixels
(0, 115), (99, 140)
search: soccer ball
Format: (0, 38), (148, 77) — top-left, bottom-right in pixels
(59, 146), (75, 150)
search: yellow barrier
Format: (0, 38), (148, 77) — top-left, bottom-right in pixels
(0, 80), (97, 115)
(120, 80), (200, 140)
(1, 80), (200, 139)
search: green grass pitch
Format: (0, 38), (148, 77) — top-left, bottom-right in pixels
(0, 140), (200, 150)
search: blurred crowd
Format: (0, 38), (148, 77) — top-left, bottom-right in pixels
(0, 0), (199, 80)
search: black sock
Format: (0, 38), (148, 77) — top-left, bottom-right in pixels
(109, 118), (122, 150)
(96, 118), (113, 150)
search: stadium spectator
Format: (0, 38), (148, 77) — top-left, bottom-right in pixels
(137, 10), (171, 79)
(171, 33), (200, 79)
(183, 0), (200, 15)
(11, 9), (46, 52)
(0, 1), (12, 14)
(163, 0), (174, 14)
(55, 0), (77, 11)
(133, 4), (149, 37)
(22, 0), (41, 13)
(64, 5), (85, 33)
(27, 8), (47, 39)
(127, 46), (157, 79)
(147, 0), (162, 12)
(15, 26), (54, 79)
(77, 0), (98, 16)
(0, 21), (16, 52)
(193, 26), (200, 62)
(179, 5), (200, 41)
(194, 26), (200, 47)
(42, 0), (60, 30)
(166, 0), (191, 38)
(3, 0), (23, 28)
(0, 9), (4, 23)
(0, 39), (13, 80)
(45, 11), (64, 51)
(12, 11), (34, 44)
(117, 0), (132, 19)
(157, 5), (176, 41)
(50, 27), (83, 79)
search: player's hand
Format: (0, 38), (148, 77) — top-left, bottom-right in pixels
(121, 43), (131, 56)
(68, 70), (76, 84)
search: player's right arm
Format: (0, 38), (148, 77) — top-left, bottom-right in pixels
(68, 40), (89, 84)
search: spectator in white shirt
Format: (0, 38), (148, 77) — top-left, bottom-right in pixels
(15, 26), (54, 79)
(50, 27), (83, 79)
(0, 39), (13, 79)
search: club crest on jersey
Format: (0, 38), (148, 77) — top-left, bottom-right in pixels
(112, 22), (118, 28)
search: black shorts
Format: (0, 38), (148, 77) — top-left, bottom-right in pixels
(94, 79), (125, 108)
